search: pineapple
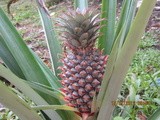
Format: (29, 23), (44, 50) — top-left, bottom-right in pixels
(58, 8), (108, 119)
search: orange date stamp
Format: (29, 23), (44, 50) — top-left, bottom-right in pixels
(112, 101), (152, 106)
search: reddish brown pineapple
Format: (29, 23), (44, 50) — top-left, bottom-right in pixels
(58, 8), (108, 119)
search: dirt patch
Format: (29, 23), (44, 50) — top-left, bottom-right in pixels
(147, 1), (160, 49)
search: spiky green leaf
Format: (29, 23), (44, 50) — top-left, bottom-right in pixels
(0, 81), (42, 120)
(98, 0), (117, 55)
(36, 0), (62, 76)
(97, 0), (157, 119)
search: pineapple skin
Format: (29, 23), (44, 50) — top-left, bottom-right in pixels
(58, 8), (108, 117)
(60, 48), (107, 113)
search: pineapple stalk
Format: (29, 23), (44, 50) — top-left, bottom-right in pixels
(58, 8), (108, 119)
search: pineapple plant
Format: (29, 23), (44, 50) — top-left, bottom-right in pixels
(58, 8), (108, 118)
(0, 0), (158, 120)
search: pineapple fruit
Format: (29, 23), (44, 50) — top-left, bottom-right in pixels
(58, 8), (108, 119)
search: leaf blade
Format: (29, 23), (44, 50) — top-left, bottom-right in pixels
(74, 0), (88, 11)
(97, 0), (157, 119)
(98, 0), (117, 55)
(32, 105), (78, 112)
(0, 35), (25, 79)
(0, 64), (62, 120)
(36, 0), (62, 76)
(0, 7), (50, 86)
(148, 107), (160, 120)
(0, 81), (42, 120)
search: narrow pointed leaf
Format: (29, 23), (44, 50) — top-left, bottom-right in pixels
(97, 6), (138, 105)
(97, 32), (121, 107)
(115, 0), (138, 50)
(0, 64), (62, 120)
(0, 35), (25, 79)
(27, 81), (64, 101)
(31, 51), (61, 88)
(0, 81), (42, 120)
(97, 1), (136, 106)
(97, 0), (157, 119)
(98, 0), (117, 55)
(115, 0), (130, 38)
(0, 7), (50, 86)
(0, 7), (63, 112)
(36, 0), (62, 76)
(74, 0), (88, 11)
(148, 107), (160, 120)
(32, 105), (78, 112)
(0, 7), (76, 120)
(30, 51), (75, 120)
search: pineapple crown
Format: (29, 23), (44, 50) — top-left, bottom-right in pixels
(57, 8), (101, 50)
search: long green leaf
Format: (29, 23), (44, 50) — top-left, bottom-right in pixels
(74, 0), (88, 11)
(0, 81), (42, 120)
(0, 6), (61, 94)
(30, 51), (76, 120)
(116, 0), (138, 51)
(31, 50), (61, 88)
(0, 7), (76, 120)
(98, 0), (117, 55)
(36, 0), (62, 76)
(115, 0), (130, 39)
(97, 0), (157, 120)
(33, 3), (78, 119)
(148, 107), (160, 120)
(32, 105), (78, 112)
(0, 7), (63, 112)
(0, 19), (61, 89)
(0, 30), (63, 116)
(0, 35), (25, 79)
(97, 23), (132, 108)
(0, 7), (50, 86)
(0, 64), (62, 120)
(32, 105), (80, 120)
(97, 0), (138, 106)
(97, 30), (122, 107)
(27, 81), (64, 101)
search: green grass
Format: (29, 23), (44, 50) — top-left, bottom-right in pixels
(0, 108), (19, 120)
(10, 1), (39, 24)
(113, 33), (160, 119)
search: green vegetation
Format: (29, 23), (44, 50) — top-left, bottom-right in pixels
(113, 35), (160, 119)
(0, 0), (159, 120)
(0, 108), (19, 120)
